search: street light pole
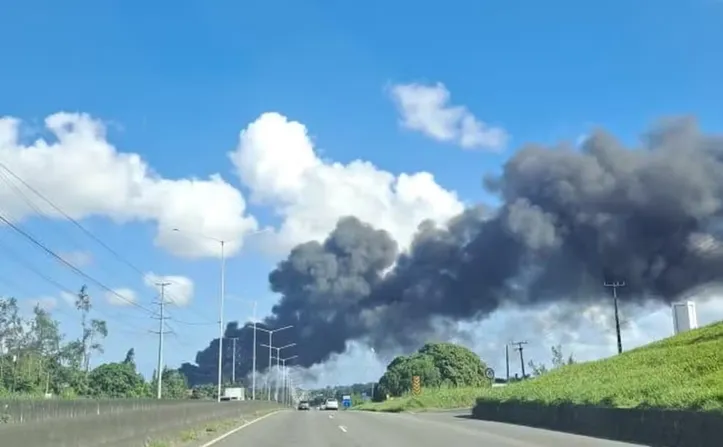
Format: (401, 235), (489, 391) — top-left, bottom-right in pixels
(217, 240), (226, 402)
(255, 325), (293, 400)
(267, 332), (272, 399)
(272, 354), (297, 406)
(244, 300), (259, 400)
(171, 226), (270, 403)
(230, 337), (239, 384)
(261, 343), (296, 402)
(251, 302), (257, 400)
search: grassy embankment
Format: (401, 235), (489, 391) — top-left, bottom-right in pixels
(357, 320), (723, 413)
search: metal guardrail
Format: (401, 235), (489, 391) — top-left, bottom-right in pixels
(0, 399), (281, 447)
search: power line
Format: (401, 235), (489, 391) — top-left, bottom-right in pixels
(0, 210), (155, 314)
(0, 161), (148, 277)
(0, 166), (209, 359)
(0, 169), (175, 315)
(0, 170), (105, 272)
(0, 161), (217, 325)
(0, 234), (150, 334)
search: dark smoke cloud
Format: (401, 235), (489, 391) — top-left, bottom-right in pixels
(180, 117), (723, 385)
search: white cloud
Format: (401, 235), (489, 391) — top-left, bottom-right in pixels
(143, 272), (194, 307)
(389, 82), (508, 151)
(104, 287), (137, 307)
(58, 250), (93, 267)
(0, 112), (259, 259)
(229, 112), (465, 253)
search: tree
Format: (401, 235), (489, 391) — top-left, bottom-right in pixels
(551, 344), (575, 368)
(151, 367), (188, 399)
(377, 342), (490, 397)
(0, 298), (24, 393)
(123, 348), (135, 366)
(28, 305), (62, 394)
(74, 286), (107, 372)
(528, 344), (575, 377)
(88, 362), (148, 398)
(418, 342), (489, 387)
(527, 359), (548, 377)
(0, 290), (190, 401)
(191, 383), (217, 399)
(75, 286), (91, 372)
(87, 318), (108, 369)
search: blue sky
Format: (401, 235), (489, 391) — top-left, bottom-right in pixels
(0, 0), (722, 382)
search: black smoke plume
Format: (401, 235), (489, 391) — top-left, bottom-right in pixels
(180, 117), (723, 386)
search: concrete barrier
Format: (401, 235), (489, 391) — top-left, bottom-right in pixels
(472, 399), (723, 447)
(0, 399), (281, 447)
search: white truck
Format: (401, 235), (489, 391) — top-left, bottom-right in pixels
(222, 387), (245, 401)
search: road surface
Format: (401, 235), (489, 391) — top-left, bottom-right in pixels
(210, 408), (644, 447)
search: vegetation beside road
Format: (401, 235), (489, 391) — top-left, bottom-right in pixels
(0, 289), (191, 403)
(374, 342), (491, 398)
(355, 386), (483, 412)
(477, 320), (723, 412)
(355, 342), (492, 412)
(359, 321), (723, 414)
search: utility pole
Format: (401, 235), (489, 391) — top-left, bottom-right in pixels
(604, 281), (626, 355)
(230, 337), (239, 384)
(153, 282), (171, 399)
(511, 341), (528, 379)
(505, 344), (510, 383)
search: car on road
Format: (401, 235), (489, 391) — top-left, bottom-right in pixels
(324, 398), (339, 410)
(297, 400), (310, 410)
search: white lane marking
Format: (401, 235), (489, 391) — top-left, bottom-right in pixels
(338, 425), (348, 433)
(328, 414), (334, 419)
(200, 410), (283, 447)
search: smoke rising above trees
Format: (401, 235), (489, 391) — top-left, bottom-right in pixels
(180, 116), (723, 385)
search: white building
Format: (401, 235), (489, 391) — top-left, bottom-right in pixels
(672, 301), (698, 335)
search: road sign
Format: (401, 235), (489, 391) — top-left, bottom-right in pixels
(411, 375), (421, 395)
(342, 394), (352, 408)
(485, 367), (495, 379)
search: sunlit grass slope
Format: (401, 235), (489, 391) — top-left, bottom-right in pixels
(358, 321), (723, 413)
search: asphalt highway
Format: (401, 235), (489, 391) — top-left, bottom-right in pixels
(208, 408), (645, 447)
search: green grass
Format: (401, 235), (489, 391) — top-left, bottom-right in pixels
(359, 321), (723, 413)
(475, 320), (723, 412)
(354, 386), (486, 412)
